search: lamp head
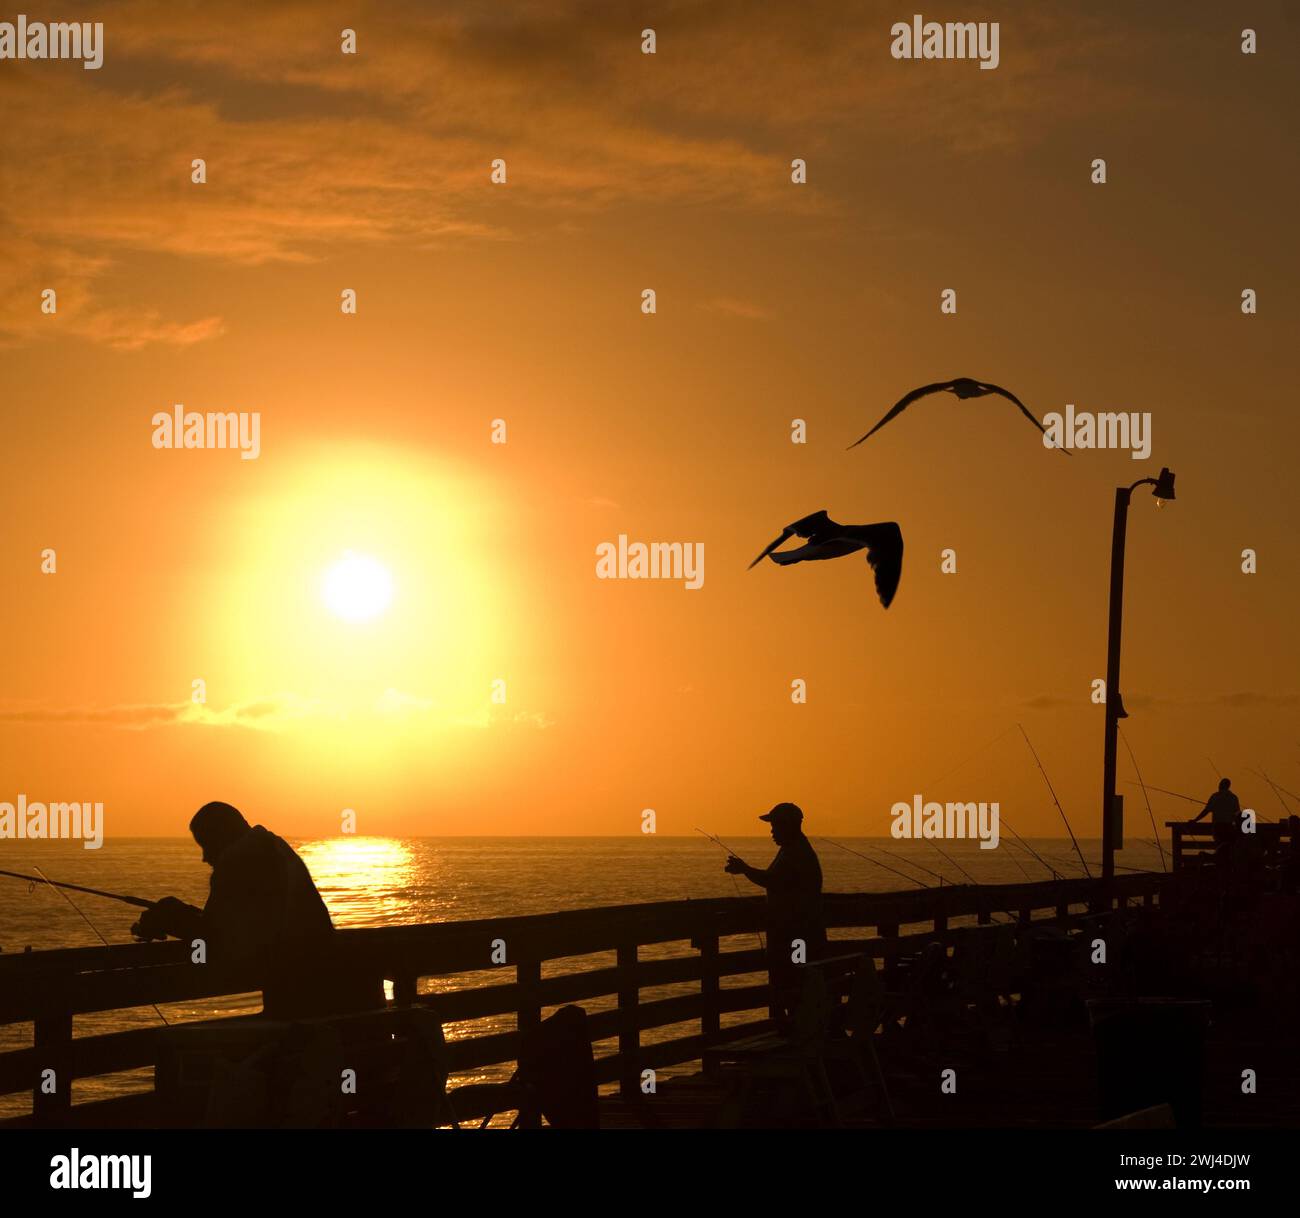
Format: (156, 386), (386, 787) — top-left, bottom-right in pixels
(1153, 467), (1176, 502)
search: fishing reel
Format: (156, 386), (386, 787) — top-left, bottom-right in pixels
(130, 897), (203, 942)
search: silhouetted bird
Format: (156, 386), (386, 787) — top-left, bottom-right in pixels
(749, 510), (904, 607)
(847, 377), (1066, 452)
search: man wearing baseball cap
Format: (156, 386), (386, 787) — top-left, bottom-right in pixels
(725, 802), (827, 1018)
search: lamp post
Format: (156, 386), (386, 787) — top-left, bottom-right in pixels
(1101, 467), (1177, 883)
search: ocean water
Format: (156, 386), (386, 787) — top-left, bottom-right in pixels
(0, 834), (1166, 1119)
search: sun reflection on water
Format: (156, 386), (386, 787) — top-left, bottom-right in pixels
(296, 836), (420, 929)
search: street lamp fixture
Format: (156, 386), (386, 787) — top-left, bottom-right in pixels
(1101, 467), (1177, 882)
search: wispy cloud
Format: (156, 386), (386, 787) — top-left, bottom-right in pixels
(0, 0), (1173, 348)
(0, 694), (321, 730)
(1021, 694), (1074, 710)
(0, 690), (555, 731)
(702, 297), (774, 321)
(0, 238), (223, 350)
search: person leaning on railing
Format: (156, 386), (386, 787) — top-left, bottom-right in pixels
(1190, 778), (1241, 855)
(130, 801), (382, 1018)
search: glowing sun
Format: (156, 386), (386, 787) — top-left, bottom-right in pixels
(322, 552), (394, 622)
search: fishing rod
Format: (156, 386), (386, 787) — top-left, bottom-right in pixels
(694, 829), (765, 952)
(1205, 756), (1279, 821)
(1267, 776), (1300, 804)
(926, 722), (1022, 788)
(1120, 726), (1167, 872)
(1124, 780), (1199, 805)
(1019, 724), (1091, 878)
(1124, 780), (1274, 822)
(1250, 767), (1295, 818)
(814, 836), (931, 889)
(699, 824), (939, 890)
(0, 868), (153, 908)
(995, 810), (1065, 880)
(814, 837), (1030, 926)
(882, 846), (953, 887)
(918, 722), (1022, 885)
(997, 834), (1043, 883)
(926, 839), (981, 886)
(1032, 845), (1151, 876)
(696, 827), (755, 861)
(29, 867), (169, 1025)
(826, 833), (956, 887)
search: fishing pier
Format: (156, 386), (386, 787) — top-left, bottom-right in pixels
(4, 844), (1298, 1130)
(0, 872), (1178, 1124)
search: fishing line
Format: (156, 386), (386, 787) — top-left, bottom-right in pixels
(821, 833), (952, 886)
(887, 843), (958, 887)
(31, 866), (170, 1027)
(1120, 726), (1167, 872)
(926, 839), (981, 886)
(883, 850), (952, 887)
(694, 829), (765, 952)
(814, 836), (930, 888)
(995, 811), (1063, 880)
(1019, 725), (1091, 878)
(917, 722), (1022, 887)
(1251, 767), (1294, 819)
(1031, 845), (1148, 876)
(1125, 780), (1274, 823)
(816, 836), (1031, 929)
(1124, 780), (1199, 804)
(1266, 776), (1300, 804)
(999, 835), (1045, 882)
(923, 722), (1021, 790)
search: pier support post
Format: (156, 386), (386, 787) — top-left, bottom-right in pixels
(616, 943), (639, 1098)
(879, 924), (899, 987)
(697, 933), (721, 1042)
(392, 974), (417, 1006)
(516, 955), (541, 1041)
(33, 967), (74, 1126)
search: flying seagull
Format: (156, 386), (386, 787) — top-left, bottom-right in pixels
(847, 377), (1067, 453)
(749, 511), (904, 608)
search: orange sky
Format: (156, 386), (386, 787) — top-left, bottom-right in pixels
(1, 0), (1297, 842)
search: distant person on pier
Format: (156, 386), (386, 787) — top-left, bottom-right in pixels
(1191, 778), (1242, 852)
(725, 802), (827, 1020)
(130, 801), (379, 1018)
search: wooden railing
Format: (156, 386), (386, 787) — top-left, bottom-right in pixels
(1168, 819), (1297, 871)
(0, 873), (1165, 1127)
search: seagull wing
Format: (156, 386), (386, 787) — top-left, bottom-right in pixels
(748, 525), (795, 569)
(767, 544), (814, 566)
(790, 509), (833, 538)
(841, 521), (904, 608)
(978, 381), (1070, 455)
(770, 537), (868, 565)
(847, 382), (954, 450)
(868, 524), (904, 608)
(748, 511), (832, 568)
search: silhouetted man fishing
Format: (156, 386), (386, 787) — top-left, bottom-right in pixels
(725, 802), (827, 1019)
(131, 802), (376, 1018)
(1191, 778), (1242, 852)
